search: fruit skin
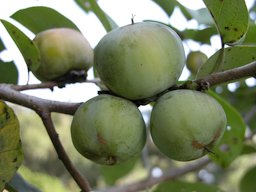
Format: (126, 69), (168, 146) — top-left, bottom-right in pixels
(94, 22), (185, 100)
(71, 94), (146, 165)
(33, 28), (93, 81)
(150, 90), (227, 161)
(186, 51), (208, 74)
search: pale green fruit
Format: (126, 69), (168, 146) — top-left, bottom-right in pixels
(150, 90), (227, 161)
(94, 22), (185, 100)
(33, 28), (93, 81)
(186, 51), (208, 74)
(71, 94), (146, 165)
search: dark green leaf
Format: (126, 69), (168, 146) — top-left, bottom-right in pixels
(0, 37), (5, 51)
(216, 82), (256, 126)
(239, 165), (256, 192)
(249, 117), (256, 131)
(75, 0), (118, 32)
(11, 6), (79, 34)
(152, 0), (176, 16)
(0, 61), (18, 84)
(197, 45), (256, 78)
(153, 181), (225, 192)
(175, 2), (193, 20)
(208, 91), (246, 167)
(240, 142), (256, 155)
(203, 0), (249, 45)
(100, 157), (137, 185)
(0, 19), (41, 72)
(0, 101), (23, 191)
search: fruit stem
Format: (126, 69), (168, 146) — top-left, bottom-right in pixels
(204, 147), (216, 156)
(131, 14), (135, 24)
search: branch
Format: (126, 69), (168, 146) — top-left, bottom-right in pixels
(12, 78), (101, 91)
(0, 84), (80, 115)
(39, 110), (91, 192)
(103, 157), (211, 192)
(195, 61), (256, 87)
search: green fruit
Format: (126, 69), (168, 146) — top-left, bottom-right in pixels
(71, 94), (146, 165)
(150, 90), (227, 161)
(33, 28), (93, 81)
(94, 22), (185, 100)
(186, 51), (208, 74)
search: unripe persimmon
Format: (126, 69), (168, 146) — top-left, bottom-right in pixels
(94, 22), (185, 100)
(71, 94), (146, 165)
(186, 51), (208, 74)
(33, 28), (93, 81)
(150, 90), (226, 161)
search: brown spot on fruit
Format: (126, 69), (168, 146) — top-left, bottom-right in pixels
(97, 133), (107, 145)
(192, 140), (205, 149)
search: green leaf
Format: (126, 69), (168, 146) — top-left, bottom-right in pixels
(0, 100), (23, 191)
(239, 165), (256, 192)
(249, 117), (256, 131)
(187, 8), (214, 25)
(243, 22), (256, 45)
(0, 37), (5, 51)
(175, 2), (192, 20)
(0, 19), (41, 72)
(153, 181), (225, 192)
(183, 27), (217, 44)
(75, 0), (118, 32)
(208, 91), (246, 167)
(100, 157), (137, 185)
(240, 142), (256, 155)
(203, 0), (249, 45)
(152, 0), (176, 16)
(11, 6), (79, 34)
(197, 45), (256, 78)
(0, 61), (18, 84)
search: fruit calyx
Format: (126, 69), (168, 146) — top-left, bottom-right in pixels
(98, 79), (211, 106)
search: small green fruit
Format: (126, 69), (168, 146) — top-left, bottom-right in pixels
(94, 22), (185, 100)
(150, 90), (227, 161)
(33, 28), (93, 81)
(71, 94), (146, 165)
(186, 51), (208, 74)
